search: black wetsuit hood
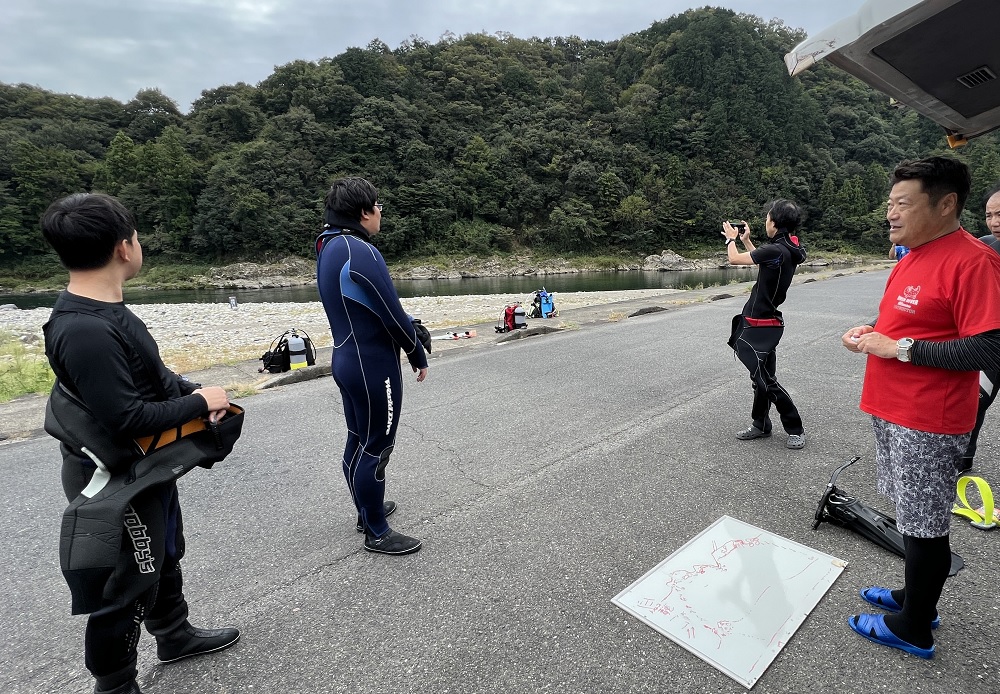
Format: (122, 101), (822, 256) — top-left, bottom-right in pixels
(770, 229), (807, 264)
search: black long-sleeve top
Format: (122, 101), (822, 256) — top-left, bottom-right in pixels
(911, 329), (1000, 372)
(43, 292), (205, 439)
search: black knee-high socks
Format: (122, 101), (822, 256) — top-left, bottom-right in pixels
(884, 534), (950, 648)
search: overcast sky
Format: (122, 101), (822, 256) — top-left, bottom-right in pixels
(2, 0), (869, 112)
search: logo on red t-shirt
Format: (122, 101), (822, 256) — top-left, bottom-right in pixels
(894, 284), (921, 314)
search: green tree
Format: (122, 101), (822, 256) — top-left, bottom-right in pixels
(0, 180), (31, 257)
(136, 126), (199, 253)
(10, 141), (85, 232)
(124, 88), (183, 143)
(93, 131), (138, 195)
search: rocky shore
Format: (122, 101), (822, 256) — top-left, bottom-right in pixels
(0, 261), (892, 440)
(0, 251), (880, 374)
(0, 288), (692, 374)
(108, 250), (861, 290)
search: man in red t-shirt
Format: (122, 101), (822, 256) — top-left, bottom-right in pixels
(841, 157), (1000, 659)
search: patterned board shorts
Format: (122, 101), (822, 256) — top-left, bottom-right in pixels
(871, 416), (970, 538)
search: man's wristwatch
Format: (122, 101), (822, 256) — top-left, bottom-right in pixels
(896, 337), (915, 362)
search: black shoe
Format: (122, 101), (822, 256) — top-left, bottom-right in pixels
(94, 681), (142, 694)
(156, 622), (241, 663)
(364, 529), (421, 555)
(356, 500), (397, 532)
(735, 425), (771, 441)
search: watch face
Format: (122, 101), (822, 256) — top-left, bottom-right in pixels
(897, 338), (913, 361)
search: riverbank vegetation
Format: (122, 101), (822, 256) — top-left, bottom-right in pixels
(0, 332), (53, 403)
(2, 7), (999, 276)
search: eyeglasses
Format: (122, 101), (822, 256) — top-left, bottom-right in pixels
(374, 203), (384, 211)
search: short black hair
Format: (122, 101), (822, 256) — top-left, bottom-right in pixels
(40, 193), (136, 271)
(766, 199), (801, 233)
(323, 177), (378, 225)
(890, 156), (971, 216)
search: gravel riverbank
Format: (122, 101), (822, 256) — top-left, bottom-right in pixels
(1, 288), (689, 372)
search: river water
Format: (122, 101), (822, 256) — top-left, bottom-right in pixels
(2, 267), (832, 310)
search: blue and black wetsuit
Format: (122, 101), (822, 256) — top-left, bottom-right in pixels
(316, 223), (427, 537)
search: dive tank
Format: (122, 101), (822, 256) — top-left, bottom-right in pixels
(287, 332), (307, 370)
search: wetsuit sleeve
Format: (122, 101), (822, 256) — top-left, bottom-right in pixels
(911, 329), (1000, 371)
(349, 241), (428, 369)
(49, 315), (206, 437)
(749, 245), (781, 266)
(174, 373), (200, 395)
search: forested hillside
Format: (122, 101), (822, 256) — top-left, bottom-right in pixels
(2, 7), (998, 265)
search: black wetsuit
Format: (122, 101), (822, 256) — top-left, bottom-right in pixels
(967, 234), (1000, 460)
(43, 292), (207, 685)
(728, 232), (807, 435)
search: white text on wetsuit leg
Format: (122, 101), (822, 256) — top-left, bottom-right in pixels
(123, 504), (156, 574)
(385, 377), (393, 435)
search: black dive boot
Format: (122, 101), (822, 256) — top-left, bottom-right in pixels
(146, 616), (241, 663)
(93, 665), (142, 694)
(94, 682), (142, 694)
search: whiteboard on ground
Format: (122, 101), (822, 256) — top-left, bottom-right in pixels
(612, 516), (847, 689)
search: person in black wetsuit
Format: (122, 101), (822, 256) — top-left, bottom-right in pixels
(40, 193), (239, 694)
(316, 177), (428, 556)
(723, 199), (808, 449)
(962, 183), (1000, 470)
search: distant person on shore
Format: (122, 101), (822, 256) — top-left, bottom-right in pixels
(889, 243), (910, 261)
(842, 156), (1000, 659)
(315, 177), (428, 556)
(722, 200), (808, 449)
(962, 182), (1000, 470)
(40, 193), (239, 694)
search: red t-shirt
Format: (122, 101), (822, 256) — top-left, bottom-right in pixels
(861, 228), (1000, 433)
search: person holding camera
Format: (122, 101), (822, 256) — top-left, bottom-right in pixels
(316, 177), (429, 556)
(722, 200), (808, 449)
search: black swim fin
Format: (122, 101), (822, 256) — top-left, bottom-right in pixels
(813, 456), (964, 576)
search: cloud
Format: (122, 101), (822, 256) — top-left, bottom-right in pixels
(0, 0), (869, 111)
(182, 0), (289, 25)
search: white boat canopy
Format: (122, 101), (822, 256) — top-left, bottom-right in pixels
(784, 0), (1000, 145)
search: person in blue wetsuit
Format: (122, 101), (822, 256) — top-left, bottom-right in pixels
(316, 177), (428, 556)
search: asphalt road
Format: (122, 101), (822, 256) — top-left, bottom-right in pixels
(3, 270), (998, 694)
